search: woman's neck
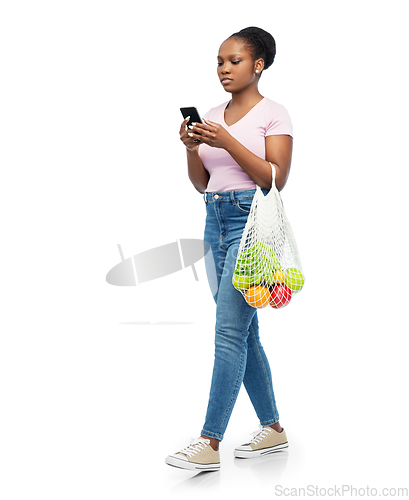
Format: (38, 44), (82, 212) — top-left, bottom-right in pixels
(228, 87), (263, 109)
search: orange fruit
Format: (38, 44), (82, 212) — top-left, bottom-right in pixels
(245, 285), (270, 308)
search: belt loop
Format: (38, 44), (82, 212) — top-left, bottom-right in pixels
(230, 190), (235, 203)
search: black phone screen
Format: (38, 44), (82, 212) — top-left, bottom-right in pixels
(180, 107), (202, 127)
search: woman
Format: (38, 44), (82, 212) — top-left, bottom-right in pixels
(166, 27), (293, 472)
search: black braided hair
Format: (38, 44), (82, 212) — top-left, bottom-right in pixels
(229, 27), (276, 71)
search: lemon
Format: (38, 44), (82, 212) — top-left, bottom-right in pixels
(273, 270), (286, 284)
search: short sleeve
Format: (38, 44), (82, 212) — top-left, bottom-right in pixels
(265, 102), (293, 137)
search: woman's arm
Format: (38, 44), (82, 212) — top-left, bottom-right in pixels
(186, 149), (210, 193)
(179, 117), (209, 193)
(265, 135), (293, 191)
(226, 133), (292, 191)
(190, 120), (292, 191)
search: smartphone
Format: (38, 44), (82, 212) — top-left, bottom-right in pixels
(180, 107), (202, 127)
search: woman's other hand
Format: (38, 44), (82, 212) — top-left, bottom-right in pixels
(187, 119), (234, 150)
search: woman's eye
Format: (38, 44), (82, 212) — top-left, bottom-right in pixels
(232, 61), (241, 65)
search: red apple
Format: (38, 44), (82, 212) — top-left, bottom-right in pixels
(269, 284), (292, 309)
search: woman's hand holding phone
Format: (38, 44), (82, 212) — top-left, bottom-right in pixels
(188, 119), (234, 150)
(179, 105), (234, 151)
(179, 117), (201, 151)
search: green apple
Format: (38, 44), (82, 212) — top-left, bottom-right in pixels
(232, 273), (251, 291)
(285, 268), (305, 293)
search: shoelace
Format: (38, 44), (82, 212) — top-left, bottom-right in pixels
(246, 426), (272, 445)
(179, 438), (210, 458)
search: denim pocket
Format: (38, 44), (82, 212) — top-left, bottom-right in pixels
(235, 199), (253, 214)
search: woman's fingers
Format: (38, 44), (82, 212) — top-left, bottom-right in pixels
(189, 124), (216, 140)
(179, 117), (216, 149)
(181, 129), (201, 149)
(187, 132), (202, 144)
(203, 118), (216, 125)
(180, 117), (197, 145)
(191, 121), (213, 132)
(179, 116), (191, 134)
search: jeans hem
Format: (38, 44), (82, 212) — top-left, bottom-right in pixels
(201, 429), (224, 442)
(260, 417), (280, 426)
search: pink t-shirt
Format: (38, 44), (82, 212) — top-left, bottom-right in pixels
(198, 97), (293, 192)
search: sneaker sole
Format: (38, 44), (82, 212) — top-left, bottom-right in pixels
(165, 455), (220, 472)
(234, 441), (289, 459)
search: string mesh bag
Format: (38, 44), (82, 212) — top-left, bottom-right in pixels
(233, 163), (304, 309)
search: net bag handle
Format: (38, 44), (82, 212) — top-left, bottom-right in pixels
(257, 162), (278, 199)
(269, 162), (277, 190)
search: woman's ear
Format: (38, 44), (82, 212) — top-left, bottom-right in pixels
(254, 59), (264, 75)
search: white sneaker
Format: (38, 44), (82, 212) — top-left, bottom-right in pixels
(234, 426), (289, 458)
(166, 437), (220, 472)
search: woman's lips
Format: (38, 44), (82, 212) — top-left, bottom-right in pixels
(221, 78), (233, 85)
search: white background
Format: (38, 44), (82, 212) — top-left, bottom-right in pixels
(1, 0), (408, 498)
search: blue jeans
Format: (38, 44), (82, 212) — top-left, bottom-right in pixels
(201, 189), (280, 442)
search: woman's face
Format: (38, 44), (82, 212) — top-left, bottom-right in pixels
(217, 37), (260, 93)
